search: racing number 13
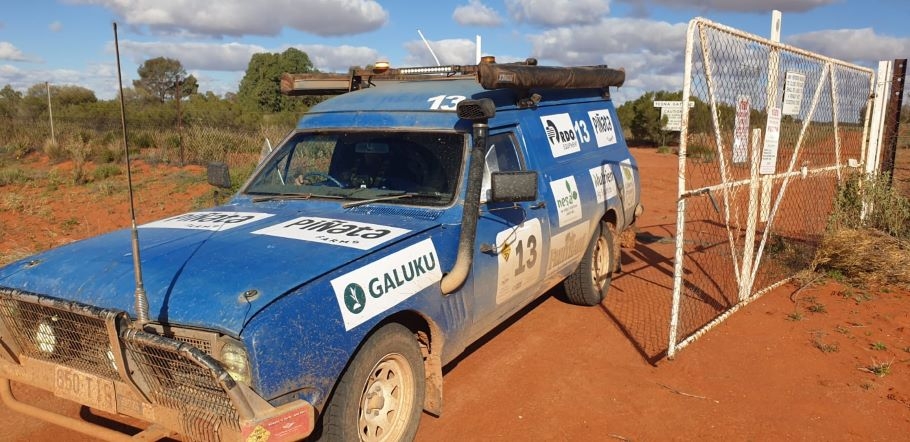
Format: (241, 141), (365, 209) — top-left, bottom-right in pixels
(427, 95), (466, 110)
(513, 235), (538, 276)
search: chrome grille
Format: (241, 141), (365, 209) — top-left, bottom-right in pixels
(122, 331), (239, 441)
(0, 294), (119, 380)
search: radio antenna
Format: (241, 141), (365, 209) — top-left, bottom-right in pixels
(416, 29), (441, 66)
(113, 22), (150, 327)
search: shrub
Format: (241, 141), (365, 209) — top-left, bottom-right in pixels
(43, 138), (68, 162)
(93, 163), (122, 181)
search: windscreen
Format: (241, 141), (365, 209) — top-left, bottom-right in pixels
(245, 131), (466, 206)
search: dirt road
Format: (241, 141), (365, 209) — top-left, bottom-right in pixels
(1, 149), (908, 440)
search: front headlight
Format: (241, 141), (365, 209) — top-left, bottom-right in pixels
(219, 337), (251, 385)
(35, 318), (57, 354)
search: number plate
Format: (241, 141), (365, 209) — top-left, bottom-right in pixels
(54, 366), (117, 414)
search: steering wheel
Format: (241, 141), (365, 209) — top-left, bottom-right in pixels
(300, 172), (344, 187)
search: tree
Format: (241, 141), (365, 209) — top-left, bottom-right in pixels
(133, 57), (198, 102)
(0, 85), (22, 118)
(237, 47), (317, 113)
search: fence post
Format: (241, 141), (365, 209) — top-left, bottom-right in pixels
(760, 11), (782, 223)
(45, 82), (56, 145)
(880, 59), (907, 183)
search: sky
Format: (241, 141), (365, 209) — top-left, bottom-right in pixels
(1, 0), (909, 103)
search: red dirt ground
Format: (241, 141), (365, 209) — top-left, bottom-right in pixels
(1, 149), (908, 440)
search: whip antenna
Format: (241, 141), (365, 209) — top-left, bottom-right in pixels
(113, 22), (150, 326)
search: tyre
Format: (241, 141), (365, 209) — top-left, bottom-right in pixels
(318, 323), (425, 442)
(563, 222), (615, 306)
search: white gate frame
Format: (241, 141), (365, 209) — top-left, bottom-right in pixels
(667, 14), (876, 359)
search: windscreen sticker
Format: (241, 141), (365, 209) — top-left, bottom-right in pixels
(540, 113), (581, 158)
(587, 109), (618, 147)
(549, 176), (583, 227)
(546, 221), (590, 277)
(620, 159), (637, 211)
(142, 211), (274, 231)
(253, 217), (409, 250)
(494, 219), (543, 305)
(330, 238), (441, 331)
(589, 164), (619, 204)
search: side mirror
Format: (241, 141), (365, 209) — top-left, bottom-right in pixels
(490, 171), (538, 203)
(207, 162), (232, 189)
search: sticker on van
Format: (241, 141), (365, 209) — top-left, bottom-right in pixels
(588, 109), (618, 147)
(330, 238), (441, 331)
(540, 113), (581, 158)
(494, 219), (543, 304)
(546, 221), (590, 277)
(253, 217), (409, 250)
(620, 159), (637, 212)
(549, 176), (583, 227)
(589, 164), (619, 203)
(142, 211), (274, 231)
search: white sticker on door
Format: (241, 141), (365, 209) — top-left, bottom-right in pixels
(620, 159), (637, 211)
(494, 219), (543, 304)
(540, 113), (581, 158)
(330, 238), (442, 331)
(549, 176), (583, 227)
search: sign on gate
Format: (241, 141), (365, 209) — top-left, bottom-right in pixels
(782, 71), (806, 116)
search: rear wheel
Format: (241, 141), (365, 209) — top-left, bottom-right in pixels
(319, 323), (425, 442)
(563, 223), (615, 306)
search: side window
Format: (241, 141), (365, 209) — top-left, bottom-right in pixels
(481, 133), (522, 203)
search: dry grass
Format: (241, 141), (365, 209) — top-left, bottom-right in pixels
(812, 228), (910, 288)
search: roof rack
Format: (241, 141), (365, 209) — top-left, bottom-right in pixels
(280, 58), (626, 96)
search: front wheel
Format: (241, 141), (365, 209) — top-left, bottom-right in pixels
(563, 223), (615, 306)
(319, 323), (425, 441)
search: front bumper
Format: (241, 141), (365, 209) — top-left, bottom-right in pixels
(0, 288), (314, 442)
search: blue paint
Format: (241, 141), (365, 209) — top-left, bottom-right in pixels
(0, 73), (641, 415)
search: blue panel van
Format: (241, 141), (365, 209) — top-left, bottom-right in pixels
(0, 60), (641, 441)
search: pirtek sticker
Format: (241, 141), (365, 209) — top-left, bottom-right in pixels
(549, 176), (582, 227)
(142, 211), (274, 231)
(330, 239), (442, 331)
(252, 217), (409, 250)
(540, 113), (580, 158)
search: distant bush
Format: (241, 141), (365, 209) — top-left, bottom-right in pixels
(93, 163), (122, 181)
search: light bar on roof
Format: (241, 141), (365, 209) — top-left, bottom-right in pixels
(398, 65), (462, 75)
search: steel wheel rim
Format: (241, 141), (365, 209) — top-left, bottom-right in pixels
(358, 353), (416, 442)
(592, 235), (610, 291)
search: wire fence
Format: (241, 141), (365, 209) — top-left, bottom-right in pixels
(0, 116), (292, 170)
(668, 17), (875, 357)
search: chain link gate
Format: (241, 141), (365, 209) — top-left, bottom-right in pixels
(666, 17), (875, 358)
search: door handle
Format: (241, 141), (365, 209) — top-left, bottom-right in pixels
(530, 201), (546, 210)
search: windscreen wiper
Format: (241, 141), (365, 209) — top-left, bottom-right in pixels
(251, 193), (345, 203)
(341, 192), (439, 209)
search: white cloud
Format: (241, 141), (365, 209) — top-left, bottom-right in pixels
(67, 0), (389, 37)
(786, 28), (910, 64)
(403, 38), (478, 66)
(525, 18), (687, 102)
(506, 0), (610, 27)
(287, 44), (380, 72)
(117, 41), (268, 71)
(49, 21), (63, 32)
(617, 0), (836, 13)
(0, 63), (118, 97)
(115, 40), (381, 73)
(528, 18), (686, 65)
(453, 0), (503, 27)
(0, 42), (30, 62)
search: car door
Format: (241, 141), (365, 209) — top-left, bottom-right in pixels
(469, 130), (550, 337)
